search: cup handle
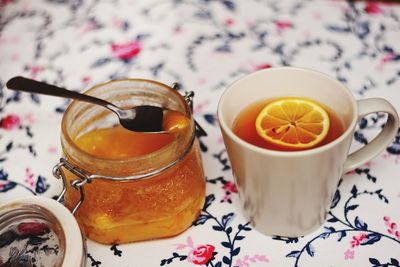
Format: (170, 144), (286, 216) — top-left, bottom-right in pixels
(343, 98), (399, 173)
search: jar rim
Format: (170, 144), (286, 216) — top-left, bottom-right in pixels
(0, 196), (86, 267)
(61, 78), (196, 176)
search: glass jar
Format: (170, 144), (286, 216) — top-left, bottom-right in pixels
(0, 196), (86, 267)
(56, 79), (205, 244)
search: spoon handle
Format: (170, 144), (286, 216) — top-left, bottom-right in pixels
(6, 76), (116, 110)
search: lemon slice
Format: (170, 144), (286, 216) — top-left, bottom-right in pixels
(255, 97), (330, 149)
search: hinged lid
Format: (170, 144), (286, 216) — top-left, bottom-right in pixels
(0, 196), (86, 267)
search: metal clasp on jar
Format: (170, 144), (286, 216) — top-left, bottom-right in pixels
(172, 84), (207, 138)
(53, 87), (206, 215)
(52, 159), (90, 215)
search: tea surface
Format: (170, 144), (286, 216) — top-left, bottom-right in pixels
(232, 97), (345, 151)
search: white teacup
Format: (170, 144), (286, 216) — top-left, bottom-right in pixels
(218, 67), (399, 237)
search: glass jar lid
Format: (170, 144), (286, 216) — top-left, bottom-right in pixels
(0, 196), (86, 267)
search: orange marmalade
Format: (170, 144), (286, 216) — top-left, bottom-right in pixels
(60, 79), (205, 244)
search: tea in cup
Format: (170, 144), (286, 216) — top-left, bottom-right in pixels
(232, 96), (345, 152)
(218, 67), (399, 237)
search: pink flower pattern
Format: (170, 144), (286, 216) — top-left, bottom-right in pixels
(364, 2), (382, 15)
(1, 114), (21, 130)
(173, 237), (216, 265)
(0, 0), (14, 6)
(24, 168), (36, 190)
(223, 181), (238, 194)
(344, 249), (354, 260)
(275, 20), (293, 32)
(111, 40), (141, 61)
(235, 255), (269, 267)
(221, 181), (238, 203)
(350, 233), (367, 248)
(254, 63), (272, 71)
(384, 216), (400, 240)
(188, 244), (215, 265)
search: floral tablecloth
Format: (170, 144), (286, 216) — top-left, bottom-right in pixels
(1, 0), (400, 266)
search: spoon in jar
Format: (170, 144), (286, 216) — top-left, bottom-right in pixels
(6, 76), (167, 133)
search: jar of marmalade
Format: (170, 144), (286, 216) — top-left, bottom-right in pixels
(53, 79), (206, 244)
